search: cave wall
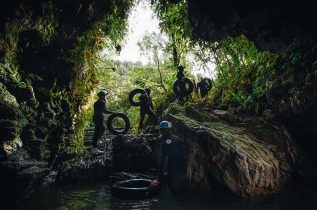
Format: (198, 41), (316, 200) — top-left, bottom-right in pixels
(0, 0), (132, 205)
(1, 0), (317, 205)
(0, 0), (116, 160)
(187, 0), (317, 53)
(186, 0), (317, 166)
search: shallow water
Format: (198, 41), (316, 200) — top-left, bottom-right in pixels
(17, 181), (317, 210)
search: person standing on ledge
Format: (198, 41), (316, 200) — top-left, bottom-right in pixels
(139, 87), (157, 130)
(151, 121), (188, 193)
(197, 77), (208, 98)
(176, 65), (187, 103)
(92, 91), (114, 154)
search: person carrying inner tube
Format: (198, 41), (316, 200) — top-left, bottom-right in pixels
(92, 91), (117, 154)
(151, 121), (188, 193)
(197, 76), (208, 98)
(139, 87), (158, 130)
(176, 65), (187, 103)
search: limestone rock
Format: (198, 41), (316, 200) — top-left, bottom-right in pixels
(0, 89), (21, 142)
(0, 149), (50, 206)
(188, 0), (316, 53)
(162, 103), (303, 197)
(112, 135), (153, 172)
(56, 140), (112, 184)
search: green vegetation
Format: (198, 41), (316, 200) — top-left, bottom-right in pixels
(0, 0), (135, 155)
(66, 1), (134, 150)
(1, 0), (316, 156)
(88, 58), (178, 133)
(149, 0), (317, 115)
(91, 0), (317, 135)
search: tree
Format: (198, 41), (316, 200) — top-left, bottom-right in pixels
(137, 32), (168, 93)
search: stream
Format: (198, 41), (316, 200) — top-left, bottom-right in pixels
(16, 181), (317, 210)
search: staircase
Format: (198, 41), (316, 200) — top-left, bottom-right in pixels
(83, 127), (131, 146)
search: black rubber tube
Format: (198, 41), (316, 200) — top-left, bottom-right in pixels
(173, 78), (194, 97)
(129, 88), (146, 106)
(203, 77), (213, 91)
(107, 113), (130, 135)
(110, 179), (161, 200)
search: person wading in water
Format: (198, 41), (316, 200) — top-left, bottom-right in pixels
(151, 121), (188, 193)
(139, 87), (158, 130)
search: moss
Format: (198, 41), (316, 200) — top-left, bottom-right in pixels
(0, 88), (20, 119)
(167, 102), (275, 164)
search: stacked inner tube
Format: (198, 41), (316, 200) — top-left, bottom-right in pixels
(202, 77), (213, 91)
(107, 113), (130, 135)
(173, 78), (194, 97)
(110, 179), (161, 200)
(129, 88), (146, 106)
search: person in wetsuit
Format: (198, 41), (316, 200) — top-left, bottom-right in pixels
(92, 91), (114, 154)
(139, 87), (158, 130)
(151, 121), (188, 193)
(176, 65), (187, 103)
(197, 77), (208, 98)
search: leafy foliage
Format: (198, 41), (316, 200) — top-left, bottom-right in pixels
(66, 1), (134, 150)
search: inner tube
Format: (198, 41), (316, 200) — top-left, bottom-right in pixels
(129, 88), (146, 106)
(107, 113), (130, 135)
(202, 77), (213, 91)
(110, 179), (161, 200)
(173, 78), (194, 97)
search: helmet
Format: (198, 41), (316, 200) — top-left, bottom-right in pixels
(97, 91), (108, 97)
(159, 121), (172, 129)
(177, 65), (184, 71)
(145, 87), (151, 92)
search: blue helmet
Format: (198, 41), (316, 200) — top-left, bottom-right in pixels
(159, 121), (172, 129)
(97, 91), (108, 97)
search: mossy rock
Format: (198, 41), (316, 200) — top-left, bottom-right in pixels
(0, 89), (20, 120)
(0, 89), (23, 143)
(162, 102), (301, 197)
(165, 102), (216, 123)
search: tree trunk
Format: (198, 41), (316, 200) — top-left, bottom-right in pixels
(156, 56), (167, 94)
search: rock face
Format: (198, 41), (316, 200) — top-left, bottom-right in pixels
(55, 134), (160, 184)
(186, 0), (317, 170)
(161, 103), (306, 197)
(56, 140), (112, 184)
(187, 0), (317, 53)
(0, 89), (22, 159)
(112, 135), (154, 172)
(0, 148), (50, 205)
(0, 0), (132, 205)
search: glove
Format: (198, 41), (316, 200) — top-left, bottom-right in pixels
(151, 179), (159, 186)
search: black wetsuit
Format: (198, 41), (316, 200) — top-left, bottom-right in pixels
(92, 99), (112, 147)
(197, 80), (208, 98)
(159, 134), (188, 192)
(139, 94), (157, 129)
(176, 71), (186, 102)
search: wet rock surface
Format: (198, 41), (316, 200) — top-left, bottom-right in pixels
(161, 103), (308, 197)
(56, 140), (113, 184)
(0, 89), (21, 145)
(0, 148), (50, 205)
(54, 133), (161, 185)
(112, 135), (154, 172)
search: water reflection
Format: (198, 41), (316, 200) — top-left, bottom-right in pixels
(17, 182), (317, 210)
